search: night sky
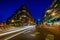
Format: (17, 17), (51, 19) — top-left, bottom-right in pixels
(0, 0), (53, 23)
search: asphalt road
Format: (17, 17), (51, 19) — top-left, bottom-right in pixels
(8, 26), (41, 40)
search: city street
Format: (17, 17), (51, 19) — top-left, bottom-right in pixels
(0, 25), (54, 40)
(8, 25), (40, 40)
(0, 0), (60, 40)
(0, 25), (41, 40)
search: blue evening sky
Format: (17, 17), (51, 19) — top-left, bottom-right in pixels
(0, 0), (53, 22)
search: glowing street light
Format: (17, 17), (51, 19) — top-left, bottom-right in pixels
(11, 19), (15, 23)
(30, 21), (33, 24)
(51, 12), (56, 16)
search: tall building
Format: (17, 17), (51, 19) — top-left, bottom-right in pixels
(43, 0), (60, 40)
(44, 0), (60, 26)
(36, 0), (60, 40)
(6, 5), (35, 26)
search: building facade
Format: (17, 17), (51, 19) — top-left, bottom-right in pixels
(6, 5), (35, 27)
(44, 0), (60, 26)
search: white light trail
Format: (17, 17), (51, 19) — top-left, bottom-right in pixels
(0, 25), (36, 37)
(5, 29), (30, 40)
(4, 25), (36, 40)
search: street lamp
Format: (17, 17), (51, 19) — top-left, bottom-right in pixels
(11, 19), (15, 23)
(51, 12), (56, 16)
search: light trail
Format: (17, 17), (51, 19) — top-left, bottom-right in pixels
(5, 28), (30, 40)
(0, 25), (36, 37)
(4, 25), (36, 40)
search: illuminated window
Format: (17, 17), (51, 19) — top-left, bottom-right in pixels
(22, 10), (26, 12)
(22, 15), (26, 17)
(46, 9), (52, 13)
